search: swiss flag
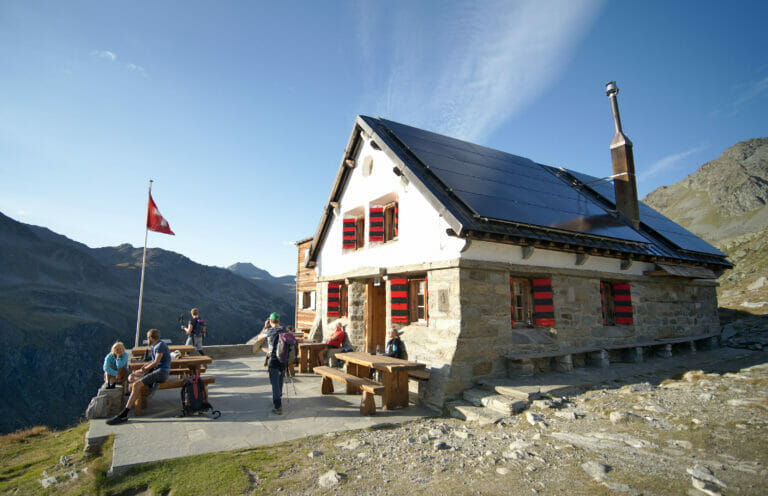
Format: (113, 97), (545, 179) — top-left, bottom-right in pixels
(147, 194), (175, 235)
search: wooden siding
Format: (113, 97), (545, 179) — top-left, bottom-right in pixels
(295, 239), (317, 332)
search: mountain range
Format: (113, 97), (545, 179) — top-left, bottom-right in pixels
(643, 137), (768, 311)
(0, 211), (295, 434)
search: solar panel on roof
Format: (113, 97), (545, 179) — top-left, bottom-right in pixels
(379, 119), (648, 243)
(563, 169), (726, 257)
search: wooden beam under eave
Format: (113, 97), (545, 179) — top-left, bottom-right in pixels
(345, 159), (355, 168)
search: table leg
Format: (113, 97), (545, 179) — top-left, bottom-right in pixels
(345, 362), (362, 394)
(299, 347), (308, 373)
(308, 349), (320, 373)
(382, 371), (409, 409)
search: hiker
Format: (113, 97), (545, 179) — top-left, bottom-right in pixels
(317, 321), (346, 366)
(381, 328), (405, 359)
(103, 341), (129, 390)
(107, 329), (171, 425)
(259, 312), (288, 415)
(181, 307), (205, 355)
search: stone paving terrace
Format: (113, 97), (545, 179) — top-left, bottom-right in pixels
(87, 355), (437, 475)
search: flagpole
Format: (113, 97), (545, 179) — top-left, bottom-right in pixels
(134, 180), (152, 348)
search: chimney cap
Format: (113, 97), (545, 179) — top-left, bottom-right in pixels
(606, 81), (618, 96)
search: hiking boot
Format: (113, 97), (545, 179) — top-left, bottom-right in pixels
(271, 407), (283, 415)
(106, 412), (128, 425)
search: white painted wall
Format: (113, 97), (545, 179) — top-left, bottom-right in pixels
(315, 133), (656, 279)
(316, 139), (466, 278)
(463, 240), (656, 276)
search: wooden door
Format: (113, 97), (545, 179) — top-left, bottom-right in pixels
(365, 281), (386, 353)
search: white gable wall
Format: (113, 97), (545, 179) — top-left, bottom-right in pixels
(316, 140), (466, 279)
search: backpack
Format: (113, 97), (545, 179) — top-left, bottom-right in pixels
(180, 370), (221, 418)
(193, 318), (208, 337)
(275, 330), (297, 365)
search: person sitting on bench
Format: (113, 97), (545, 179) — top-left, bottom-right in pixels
(317, 322), (346, 366)
(107, 329), (170, 425)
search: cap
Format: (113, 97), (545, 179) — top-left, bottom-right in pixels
(269, 312), (280, 321)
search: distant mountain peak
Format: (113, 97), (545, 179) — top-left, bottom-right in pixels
(227, 262), (273, 280)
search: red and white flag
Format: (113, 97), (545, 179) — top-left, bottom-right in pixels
(146, 193), (175, 235)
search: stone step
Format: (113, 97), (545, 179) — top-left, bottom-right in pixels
(477, 377), (590, 400)
(462, 388), (529, 416)
(446, 401), (505, 425)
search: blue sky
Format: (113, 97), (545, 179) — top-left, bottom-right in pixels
(1, 1), (766, 277)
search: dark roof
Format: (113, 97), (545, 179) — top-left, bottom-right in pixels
(307, 116), (731, 271)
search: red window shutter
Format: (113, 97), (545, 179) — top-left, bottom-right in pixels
(327, 283), (340, 317)
(532, 278), (555, 327)
(342, 218), (356, 250)
(509, 276), (515, 327)
(390, 278), (408, 323)
(369, 206), (384, 243)
(613, 283), (634, 324)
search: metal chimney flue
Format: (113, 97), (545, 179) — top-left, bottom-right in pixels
(605, 81), (640, 230)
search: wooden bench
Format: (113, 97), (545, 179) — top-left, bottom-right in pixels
(408, 369), (430, 380)
(313, 366), (384, 415)
(134, 376), (215, 416)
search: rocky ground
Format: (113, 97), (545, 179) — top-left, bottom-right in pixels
(273, 345), (768, 495)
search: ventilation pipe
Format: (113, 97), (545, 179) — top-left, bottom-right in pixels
(606, 81), (640, 229)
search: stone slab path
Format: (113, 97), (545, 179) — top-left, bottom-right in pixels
(87, 355), (436, 474)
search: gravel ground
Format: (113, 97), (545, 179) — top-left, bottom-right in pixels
(264, 347), (768, 496)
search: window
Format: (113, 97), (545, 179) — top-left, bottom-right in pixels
(601, 282), (633, 325)
(340, 283), (348, 317)
(355, 215), (365, 249)
(510, 277), (534, 327)
(300, 291), (316, 310)
(383, 202), (398, 242)
(409, 278), (426, 322)
(600, 282), (616, 325)
(390, 276), (427, 324)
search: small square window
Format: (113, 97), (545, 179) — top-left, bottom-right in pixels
(355, 215), (365, 250)
(409, 278), (426, 323)
(510, 278), (534, 328)
(601, 282), (616, 326)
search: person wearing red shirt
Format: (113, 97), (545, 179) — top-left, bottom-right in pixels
(318, 322), (346, 365)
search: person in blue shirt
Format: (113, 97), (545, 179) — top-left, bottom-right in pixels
(107, 329), (171, 425)
(103, 341), (129, 389)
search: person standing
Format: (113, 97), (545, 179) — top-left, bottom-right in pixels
(107, 329), (171, 425)
(181, 308), (205, 355)
(258, 312), (287, 415)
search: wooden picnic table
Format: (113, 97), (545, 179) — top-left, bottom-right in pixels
(129, 355), (212, 376)
(334, 352), (426, 410)
(131, 345), (195, 358)
(298, 342), (327, 373)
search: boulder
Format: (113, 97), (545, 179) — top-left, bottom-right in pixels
(84, 385), (125, 419)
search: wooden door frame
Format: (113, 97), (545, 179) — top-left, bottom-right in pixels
(364, 280), (386, 354)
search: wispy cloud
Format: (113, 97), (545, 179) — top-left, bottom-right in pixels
(90, 50), (148, 78)
(92, 50), (116, 61)
(355, 0), (605, 142)
(732, 75), (768, 109)
(639, 144), (708, 182)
